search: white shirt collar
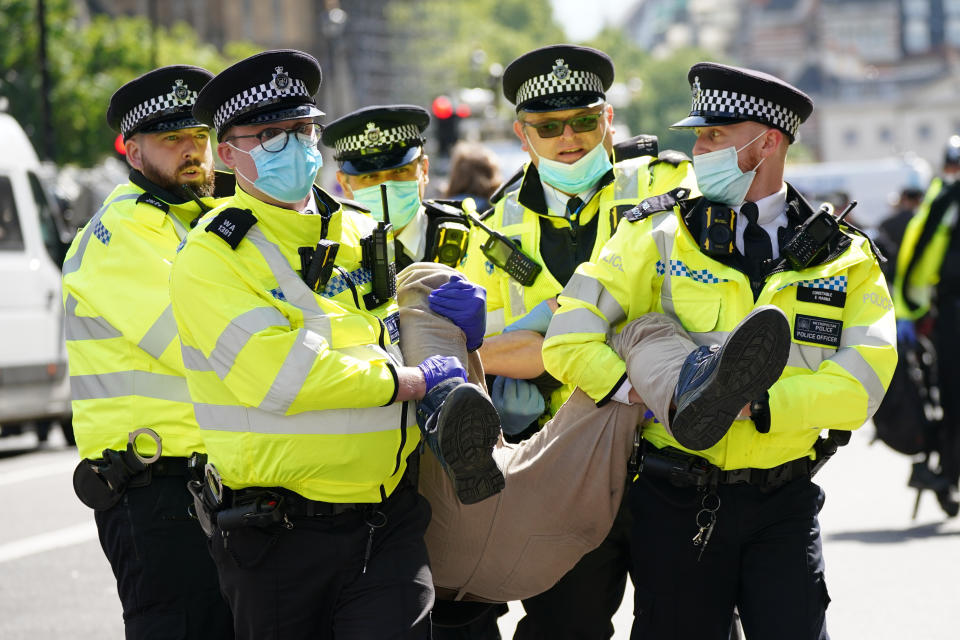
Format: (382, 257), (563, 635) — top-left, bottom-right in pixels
(301, 191), (319, 215)
(541, 180), (599, 218)
(734, 183), (788, 259)
(396, 205), (427, 261)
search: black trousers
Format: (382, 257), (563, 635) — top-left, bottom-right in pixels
(512, 490), (633, 640)
(94, 474), (234, 640)
(210, 484), (434, 640)
(628, 473), (830, 640)
(934, 295), (960, 485)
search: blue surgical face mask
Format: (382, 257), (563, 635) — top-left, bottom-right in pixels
(526, 124), (613, 194)
(352, 180), (421, 229)
(692, 129), (768, 206)
(229, 134), (322, 204)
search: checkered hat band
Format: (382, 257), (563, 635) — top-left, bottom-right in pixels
(515, 70), (604, 106)
(120, 90), (198, 136)
(693, 88), (801, 137)
(213, 78), (309, 130)
(335, 124), (421, 154)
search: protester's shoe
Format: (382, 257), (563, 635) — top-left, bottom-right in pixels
(908, 461), (951, 493)
(418, 382), (504, 504)
(935, 485), (960, 518)
(670, 306), (791, 451)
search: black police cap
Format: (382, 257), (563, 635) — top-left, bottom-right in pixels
(107, 65), (213, 139)
(671, 62), (814, 142)
(502, 44), (614, 113)
(193, 49), (323, 136)
(321, 105), (429, 175)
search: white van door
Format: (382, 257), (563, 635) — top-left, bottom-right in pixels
(0, 168), (66, 382)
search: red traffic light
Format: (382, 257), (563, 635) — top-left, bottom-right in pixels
(114, 133), (126, 155)
(432, 95), (454, 119)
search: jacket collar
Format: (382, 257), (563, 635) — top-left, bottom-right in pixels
(129, 170), (191, 205)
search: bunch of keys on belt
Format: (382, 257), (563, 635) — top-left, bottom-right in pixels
(692, 490), (720, 562)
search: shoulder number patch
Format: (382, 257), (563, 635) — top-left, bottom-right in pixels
(205, 208), (257, 249)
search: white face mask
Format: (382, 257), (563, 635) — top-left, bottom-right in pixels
(692, 129), (768, 206)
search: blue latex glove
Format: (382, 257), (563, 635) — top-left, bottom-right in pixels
(417, 355), (467, 394)
(491, 376), (545, 435)
(428, 274), (487, 351)
(503, 299), (555, 335)
(896, 319), (916, 346)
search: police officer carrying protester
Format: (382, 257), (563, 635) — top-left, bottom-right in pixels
(322, 104), (473, 271)
(543, 62), (897, 639)
(893, 136), (960, 517)
(62, 65), (234, 638)
(169, 49), (501, 638)
(458, 44), (696, 639)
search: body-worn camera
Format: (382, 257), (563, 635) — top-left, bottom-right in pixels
(299, 239), (339, 292)
(434, 221), (470, 267)
(361, 184), (397, 309)
(782, 201), (856, 270)
(699, 203), (737, 257)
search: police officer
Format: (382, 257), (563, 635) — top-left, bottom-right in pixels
(458, 44), (696, 639)
(62, 65), (234, 638)
(321, 105), (473, 271)
(893, 136), (960, 517)
(170, 49), (501, 637)
(543, 62), (897, 639)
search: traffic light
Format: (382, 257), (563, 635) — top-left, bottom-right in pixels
(114, 133), (126, 156)
(432, 95), (460, 158)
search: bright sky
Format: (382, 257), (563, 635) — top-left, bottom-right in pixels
(549, 0), (639, 42)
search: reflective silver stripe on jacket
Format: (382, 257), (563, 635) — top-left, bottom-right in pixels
(70, 370), (190, 403)
(182, 306), (291, 378)
(137, 305), (178, 359)
(501, 197), (525, 228)
(487, 308), (506, 336)
(786, 343), (833, 370)
(194, 400), (412, 435)
(650, 212), (679, 317)
(545, 306), (609, 339)
(507, 278), (527, 319)
(546, 273), (627, 340)
(62, 193), (141, 275)
(613, 159), (642, 201)
(258, 328), (325, 413)
(64, 295), (122, 341)
(829, 347), (887, 415)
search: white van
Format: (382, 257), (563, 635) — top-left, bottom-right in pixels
(0, 111), (74, 444)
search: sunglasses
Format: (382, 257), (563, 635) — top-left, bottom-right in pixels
(521, 113), (603, 139)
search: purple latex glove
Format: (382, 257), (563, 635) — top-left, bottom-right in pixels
(428, 274), (487, 351)
(417, 355), (467, 394)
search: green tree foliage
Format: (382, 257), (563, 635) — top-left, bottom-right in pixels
(0, 0), (259, 167)
(584, 27), (720, 154)
(387, 0), (566, 104)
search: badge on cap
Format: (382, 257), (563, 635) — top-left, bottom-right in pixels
(271, 66), (291, 92)
(364, 122), (382, 147)
(172, 79), (191, 103)
(691, 76), (702, 107)
(552, 58), (571, 82)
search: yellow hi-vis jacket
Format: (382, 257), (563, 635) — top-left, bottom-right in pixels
(169, 186), (417, 503)
(542, 187), (898, 471)
(62, 173), (223, 460)
(893, 177), (958, 320)
(460, 155), (696, 416)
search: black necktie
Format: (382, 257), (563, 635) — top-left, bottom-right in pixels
(741, 201), (772, 279)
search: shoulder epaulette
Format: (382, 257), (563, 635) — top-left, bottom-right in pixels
(423, 198), (468, 222)
(136, 192), (169, 213)
(624, 187), (692, 222)
(613, 134), (659, 160)
(335, 196), (370, 214)
(649, 149), (691, 168)
(841, 221), (887, 264)
(204, 207), (257, 249)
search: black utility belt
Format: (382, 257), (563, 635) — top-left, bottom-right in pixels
(229, 486), (368, 519)
(639, 442), (810, 490)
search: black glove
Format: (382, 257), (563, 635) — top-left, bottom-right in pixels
(750, 391), (771, 434)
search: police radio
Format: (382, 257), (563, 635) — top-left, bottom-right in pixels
(782, 201), (857, 270)
(699, 203), (736, 257)
(360, 184), (397, 309)
(463, 200), (542, 286)
(298, 239), (339, 292)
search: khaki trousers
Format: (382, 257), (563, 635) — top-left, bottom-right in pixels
(397, 263), (693, 603)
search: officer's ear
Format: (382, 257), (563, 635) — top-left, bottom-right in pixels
(759, 128), (785, 158)
(335, 170), (353, 198)
(124, 135), (143, 170)
(419, 154), (430, 186)
(513, 120), (529, 151)
(217, 140), (238, 168)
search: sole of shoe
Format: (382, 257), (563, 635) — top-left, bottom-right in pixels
(671, 307), (792, 451)
(436, 383), (505, 504)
